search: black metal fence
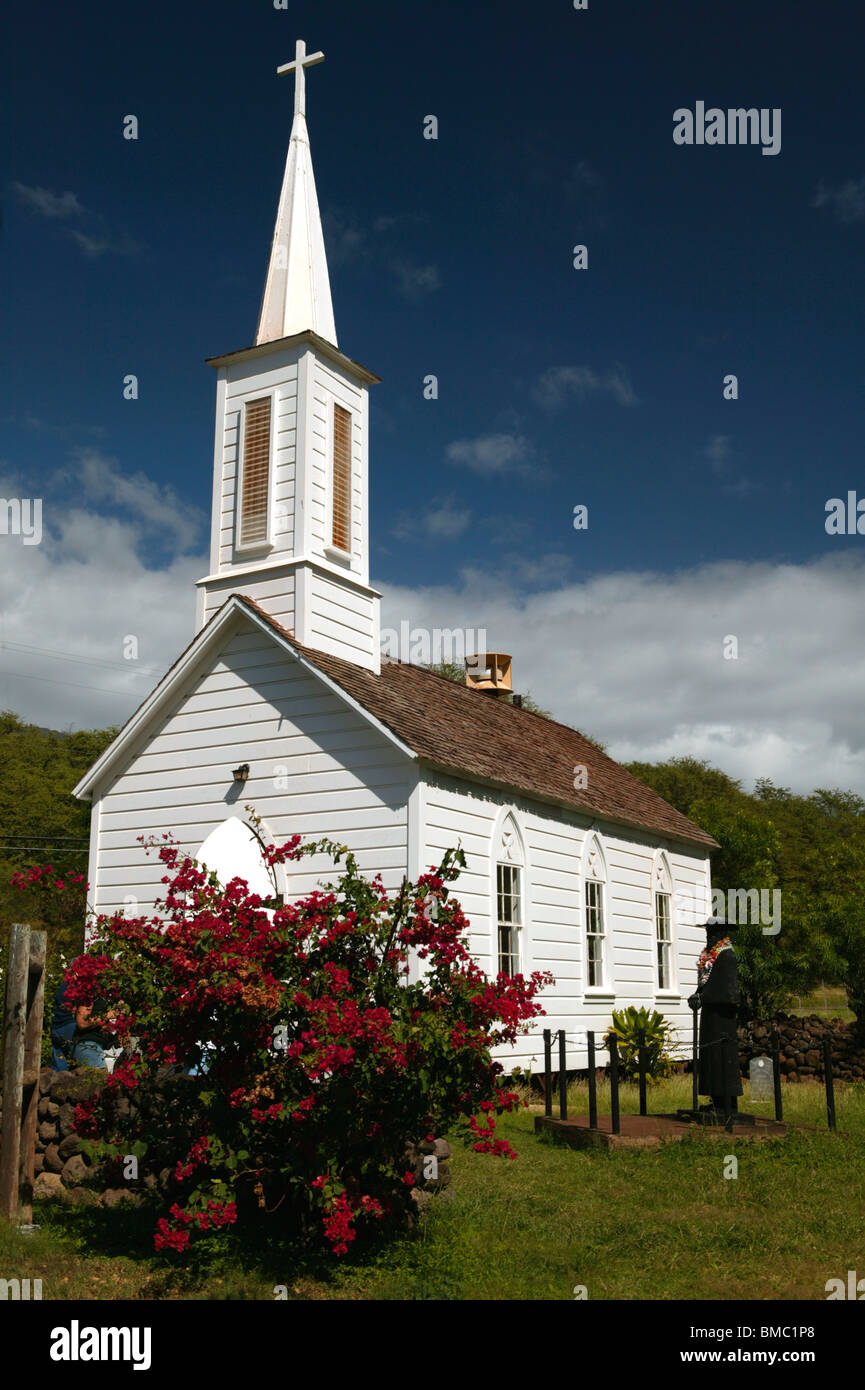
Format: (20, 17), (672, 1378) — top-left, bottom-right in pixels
(542, 1026), (840, 1134)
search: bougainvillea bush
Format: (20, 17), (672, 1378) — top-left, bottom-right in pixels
(49, 834), (551, 1257)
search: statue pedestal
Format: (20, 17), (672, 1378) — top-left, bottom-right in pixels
(675, 1107), (756, 1127)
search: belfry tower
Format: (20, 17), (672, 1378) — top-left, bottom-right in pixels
(195, 40), (382, 673)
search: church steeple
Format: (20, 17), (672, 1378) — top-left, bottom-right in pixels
(196, 42), (382, 674)
(255, 40), (337, 348)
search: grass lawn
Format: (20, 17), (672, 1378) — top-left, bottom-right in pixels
(2, 1076), (862, 1301)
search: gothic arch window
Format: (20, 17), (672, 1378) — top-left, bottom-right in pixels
(494, 812), (524, 978)
(653, 851), (675, 991)
(195, 815), (282, 902)
(582, 833), (609, 991)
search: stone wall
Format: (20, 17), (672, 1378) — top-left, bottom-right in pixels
(737, 1015), (865, 1083)
(0, 1067), (452, 1213)
(10, 1070), (132, 1207)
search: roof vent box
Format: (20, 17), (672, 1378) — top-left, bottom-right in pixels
(465, 652), (513, 695)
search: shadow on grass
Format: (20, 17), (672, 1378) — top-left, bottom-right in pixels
(31, 1194), (428, 1299)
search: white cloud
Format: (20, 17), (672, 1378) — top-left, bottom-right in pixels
(392, 498), (472, 543)
(68, 228), (144, 259)
(4, 484), (864, 803)
(812, 176), (865, 224)
(12, 182), (143, 258)
(76, 449), (204, 551)
(323, 209), (440, 299)
(704, 435), (731, 466)
(12, 183), (83, 219)
(389, 259), (441, 301)
(533, 365), (638, 410)
(701, 435), (755, 497)
(379, 552), (865, 796)
(446, 432), (543, 481)
(0, 509), (203, 730)
(0, 455), (207, 730)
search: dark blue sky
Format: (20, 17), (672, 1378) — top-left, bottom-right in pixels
(7, 0), (864, 588)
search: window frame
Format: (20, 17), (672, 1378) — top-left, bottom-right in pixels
(582, 833), (612, 996)
(235, 393), (275, 554)
(327, 398), (353, 559)
(652, 851), (679, 996)
(496, 860), (521, 978)
(655, 889), (673, 991)
(585, 875), (606, 989)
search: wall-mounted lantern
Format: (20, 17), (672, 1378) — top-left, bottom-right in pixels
(232, 763), (250, 784)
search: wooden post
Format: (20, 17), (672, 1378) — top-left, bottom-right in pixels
(724, 1036), (736, 1130)
(543, 1028), (552, 1118)
(0, 925), (47, 1223)
(823, 1035), (836, 1133)
(609, 1035), (620, 1135)
(637, 1028), (648, 1116)
(558, 1031), (568, 1121)
(586, 1031), (597, 1130)
(19, 932), (46, 1224)
(771, 1032), (783, 1122)
(1, 925), (31, 1220)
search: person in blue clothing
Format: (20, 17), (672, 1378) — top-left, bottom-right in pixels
(51, 982), (114, 1070)
(50, 982), (77, 1069)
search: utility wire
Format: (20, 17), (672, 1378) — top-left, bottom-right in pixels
(0, 638), (159, 677)
(0, 667), (142, 697)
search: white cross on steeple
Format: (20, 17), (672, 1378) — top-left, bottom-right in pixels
(256, 39), (336, 347)
(277, 39), (325, 119)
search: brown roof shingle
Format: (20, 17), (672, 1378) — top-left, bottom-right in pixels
(239, 596), (718, 852)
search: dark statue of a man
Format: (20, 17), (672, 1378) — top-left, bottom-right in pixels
(688, 917), (743, 1114)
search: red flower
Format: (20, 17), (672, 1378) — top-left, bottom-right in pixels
(51, 831), (550, 1259)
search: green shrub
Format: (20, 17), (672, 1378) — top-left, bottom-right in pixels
(604, 1006), (675, 1084)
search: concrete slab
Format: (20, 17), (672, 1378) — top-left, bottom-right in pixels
(534, 1112), (792, 1150)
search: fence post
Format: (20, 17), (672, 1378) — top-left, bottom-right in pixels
(1, 925), (32, 1221)
(587, 1031), (597, 1130)
(18, 931), (46, 1225)
(609, 1034), (620, 1135)
(558, 1031), (568, 1121)
(637, 1028), (647, 1116)
(543, 1028), (552, 1118)
(724, 1035), (736, 1129)
(823, 1035), (836, 1133)
(771, 1032), (783, 1122)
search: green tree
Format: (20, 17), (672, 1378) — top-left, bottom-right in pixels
(627, 757), (865, 1024)
(0, 711), (116, 1037)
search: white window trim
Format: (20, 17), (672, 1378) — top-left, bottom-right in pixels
(652, 851), (680, 997)
(235, 391), (276, 556)
(584, 876), (610, 994)
(325, 397), (354, 561)
(582, 832), (612, 996)
(496, 861), (522, 979)
(490, 807), (531, 980)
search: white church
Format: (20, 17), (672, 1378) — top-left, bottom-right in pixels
(74, 42), (718, 1073)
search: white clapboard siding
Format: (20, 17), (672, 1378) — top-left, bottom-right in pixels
(307, 358), (365, 576)
(202, 568), (296, 629)
(200, 327), (378, 659)
(89, 603), (712, 1075)
(214, 354), (299, 569)
(307, 570), (376, 665)
(92, 615), (414, 918)
(419, 770), (711, 1071)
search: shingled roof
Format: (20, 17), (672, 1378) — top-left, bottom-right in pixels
(238, 596), (717, 852)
